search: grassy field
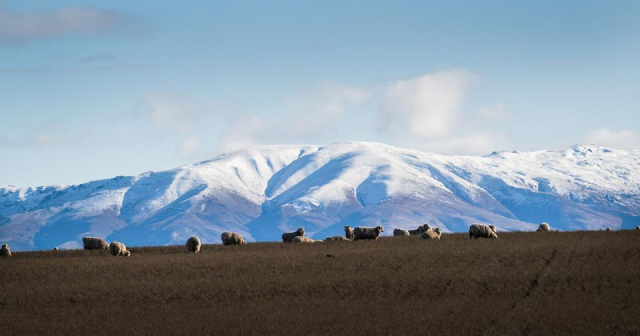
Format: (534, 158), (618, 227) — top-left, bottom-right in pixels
(1, 231), (639, 335)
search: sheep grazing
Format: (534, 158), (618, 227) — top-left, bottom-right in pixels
(354, 226), (384, 241)
(292, 236), (323, 243)
(344, 226), (355, 240)
(325, 236), (351, 242)
(1, 244), (11, 257)
(469, 224), (498, 239)
(82, 237), (109, 250)
(537, 223), (551, 232)
(186, 236), (202, 253)
(282, 227), (305, 243)
(109, 242), (131, 257)
(393, 228), (410, 236)
(221, 231), (247, 246)
(408, 224), (430, 235)
(606, 227), (612, 232)
(421, 228), (442, 240)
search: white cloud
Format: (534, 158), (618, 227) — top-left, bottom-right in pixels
(142, 92), (198, 132)
(378, 70), (474, 138)
(583, 128), (640, 149)
(178, 136), (199, 156)
(477, 103), (510, 122)
(0, 6), (129, 45)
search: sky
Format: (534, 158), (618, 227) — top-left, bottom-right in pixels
(1, 0), (639, 187)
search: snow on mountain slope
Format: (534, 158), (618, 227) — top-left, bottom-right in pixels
(1, 142), (639, 251)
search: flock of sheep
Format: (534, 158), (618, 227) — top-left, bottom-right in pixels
(1, 223), (638, 258)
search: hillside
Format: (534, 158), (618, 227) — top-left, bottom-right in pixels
(1, 142), (639, 251)
(1, 231), (639, 334)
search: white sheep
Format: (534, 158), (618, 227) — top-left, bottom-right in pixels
(282, 228), (305, 243)
(221, 232), (247, 246)
(109, 241), (131, 257)
(292, 236), (323, 243)
(393, 228), (410, 236)
(82, 237), (109, 250)
(186, 236), (202, 253)
(325, 236), (351, 242)
(1, 244), (11, 257)
(421, 227), (442, 240)
(537, 223), (551, 232)
(469, 224), (498, 239)
(344, 226), (355, 240)
(354, 226), (384, 241)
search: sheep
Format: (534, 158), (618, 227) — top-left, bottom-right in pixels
(325, 236), (351, 242)
(82, 237), (109, 250)
(421, 228), (442, 240)
(186, 236), (201, 253)
(109, 241), (131, 257)
(221, 232), (247, 246)
(1, 244), (11, 257)
(344, 226), (355, 240)
(606, 227), (612, 232)
(282, 227), (305, 243)
(393, 228), (410, 236)
(353, 226), (384, 241)
(408, 224), (430, 235)
(469, 224), (498, 239)
(292, 236), (323, 243)
(537, 223), (551, 232)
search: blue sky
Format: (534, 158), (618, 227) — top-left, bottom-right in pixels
(1, 0), (639, 187)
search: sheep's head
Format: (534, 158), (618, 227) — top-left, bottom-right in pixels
(376, 226), (384, 233)
(434, 228), (442, 234)
(296, 228), (305, 236)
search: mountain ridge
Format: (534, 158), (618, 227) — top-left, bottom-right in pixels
(2, 142), (639, 251)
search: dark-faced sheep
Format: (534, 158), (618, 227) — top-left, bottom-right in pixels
(82, 237), (109, 250)
(421, 227), (442, 240)
(344, 226), (355, 240)
(636, 226), (640, 230)
(537, 223), (551, 232)
(469, 224), (498, 239)
(282, 228), (305, 243)
(109, 241), (131, 257)
(53, 247), (59, 251)
(408, 224), (430, 235)
(354, 226), (384, 241)
(325, 236), (351, 242)
(186, 236), (201, 253)
(1, 244), (11, 257)
(393, 228), (410, 236)
(292, 236), (323, 243)
(221, 232), (247, 246)
(606, 227), (612, 232)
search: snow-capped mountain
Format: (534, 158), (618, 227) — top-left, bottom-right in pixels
(1, 142), (639, 251)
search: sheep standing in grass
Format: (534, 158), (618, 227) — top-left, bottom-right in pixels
(1, 244), (11, 257)
(109, 242), (131, 257)
(393, 228), (410, 236)
(325, 236), (351, 242)
(292, 236), (323, 243)
(354, 226), (384, 241)
(221, 232), (247, 246)
(82, 237), (109, 250)
(537, 223), (551, 232)
(282, 228), (305, 243)
(408, 224), (430, 235)
(344, 226), (355, 240)
(186, 236), (201, 253)
(469, 224), (498, 239)
(421, 228), (442, 240)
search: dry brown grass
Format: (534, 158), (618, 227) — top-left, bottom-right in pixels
(1, 231), (639, 335)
